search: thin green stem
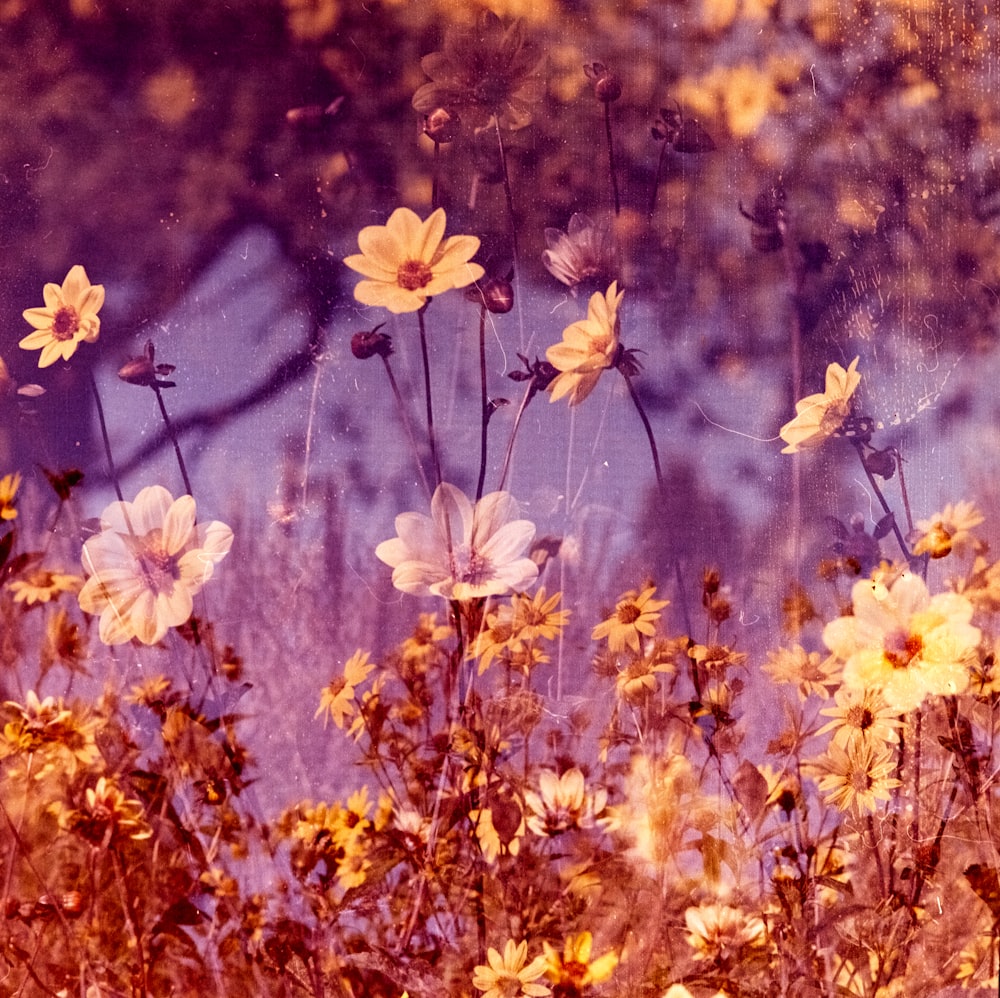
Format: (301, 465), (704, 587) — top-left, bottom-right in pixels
(417, 306), (444, 491)
(152, 384), (193, 498)
(604, 101), (621, 216)
(89, 369), (123, 503)
(476, 304), (489, 502)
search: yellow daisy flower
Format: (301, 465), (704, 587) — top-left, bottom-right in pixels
(472, 939), (551, 998)
(343, 207), (484, 314)
(0, 472), (20, 521)
(779, 357), (861, 453)
(546, 281), (623, 406)
(542, 931), (618, 991)
(19, 265), (105, 368)
(592, 584), (669, 653)
(8, 566), (82, 605)
(316, 649), (376, 729)
(815, 738), (901, 815)
(911, 500), (985, 559)
(816, 686), (904, 747)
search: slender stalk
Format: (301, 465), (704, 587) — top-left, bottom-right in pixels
(497, 382), (534, 494)
(604, 101), (621, 216)
(380, 354), (433, 502)
(432, 141), (441, 210)
(852, 440), (912, 561)
(417, 306), (444, 490)
(152, 383), (193, 498)
(493, 118), (520, 265)
(621, 371), (663, 489)
(89, 369), (123, 503)
(648, 141), (668, 220)
(476, 304), (489, 502)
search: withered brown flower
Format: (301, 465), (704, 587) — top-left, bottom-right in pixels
(412, 11), (546, 131)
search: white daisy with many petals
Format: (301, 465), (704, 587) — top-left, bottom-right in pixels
(78, 485), (233, 645)
(375, 482), (537, 601)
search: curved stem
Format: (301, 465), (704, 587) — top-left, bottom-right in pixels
(604, 101), (621, 216)
(852, 440), (912, 562)
(497, 382), (534, 494)
(152, 385), (193, 498)
(417, 306), (444, 491)
(476, 305), (489, 502)
(89, 369), (124, 503)
(648, 140), (668, 220)
(621, 370), (663, 490)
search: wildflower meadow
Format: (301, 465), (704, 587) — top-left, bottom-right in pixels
(2, 2), (1000, 996)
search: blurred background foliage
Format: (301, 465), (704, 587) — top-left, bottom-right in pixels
(3, 0), (1000, 467)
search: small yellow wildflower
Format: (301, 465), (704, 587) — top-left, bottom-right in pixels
(0, 472), (21, 521)
(316, 650), (376, 729)
(543, 931), (618, 991)
(911, 500), (985, 559)
(779, 357), (861, 453)
(592, 584), (669, 653)
(472, 939), (551, 998)
(8, 566), (82, 605)
(815, 738), (901, 815)
(19, 265), (105, 368)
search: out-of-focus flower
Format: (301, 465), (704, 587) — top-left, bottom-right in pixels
(0, 355), (44, 402)
(762, 645), (840, 700)
(911, 500), (985, 559)
(542, 214), (620, 294)
(814, 738), (901, 815)
(77, 485), (233, 646)
(592, 583), (668, 653)
(412, 11), (546, 131)
(53, 775), (152, 844)
(19, 266), (105, 368)
(547, 281), (624, 406)
(472, 939), (551, 998)
(823, 572), (980, 712)
(684, 902), (768, 965)
(316, 650), (376, 730)
(118, 340), (176, 389)
(471, 798), (525, 863)
(779, 357), (861, 453)
(8, 567), (82, 605)
(1, 691), (101, 777)
(343, 207), (483, 314)
(543, 931), (618, 992)
(0, 472), (21, 521)
(524, 767), (607, 836)
(375, 482), (538, 601)
(284, 790), (373, 892)
(816, 686), (904, 747)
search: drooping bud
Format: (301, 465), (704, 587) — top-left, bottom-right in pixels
(118, 340), (177, 389)
(351, 326), (393, 360)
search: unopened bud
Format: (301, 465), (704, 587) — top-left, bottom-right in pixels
(584, 62), (622, 102)
(119, 340), (176, 389)
(351, 327), (393, 360)
(467, 276), (514, 314)
(423, 107), (460, 144)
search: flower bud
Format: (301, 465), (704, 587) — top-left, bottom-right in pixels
(119, 340), (176, 389)
(423, 107), (460, 144)
(466, 276), (514, 314)
(351, 327), (393, 360)
(584, 62), (622, 102)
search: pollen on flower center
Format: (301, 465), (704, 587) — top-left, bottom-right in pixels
(450, 544), (491, 586)
(52, 307), (80, 340)
(883, 630), (923, 670)
(618, 603), (642, 624)
(397, 259), (434, 291)
(132, 536), (181, 595)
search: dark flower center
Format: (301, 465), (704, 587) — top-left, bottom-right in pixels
(129, 530), (181, 595)
(397, 260), (434, 291)
(52, 306), (80, 341)
(617, 603), (641, 624)
(883, 630), (923, 670)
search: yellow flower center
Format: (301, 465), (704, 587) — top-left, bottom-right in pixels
(396, 259), (434, 291)
(883, 630), (923, 670)
(52, 306), (81, 341)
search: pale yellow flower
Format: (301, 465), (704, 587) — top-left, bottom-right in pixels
(779, 357), (861, 453)
(472, 939), (551, 998)
(592, 584), (669, 653)
(546, 281), (623, 406)
(912, 500), (985, 559)
(54, 775), (152, 843)
(762, 644), (840, 700)
(343, 207), (484, 314)
(816, 686), (903, 747)
(684, 902), (768, 964)
(823, 571), (981, 712)
(542, 931), (618, 991)
(524, 767), (607, 836)
(316, 650), (376, 729)
(20, 265), (105, 368)
(376, 482), (538, 601)
(8, 567), (82, 605)
(815, 738), (901, 815)
(77, 485), (233, 645)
